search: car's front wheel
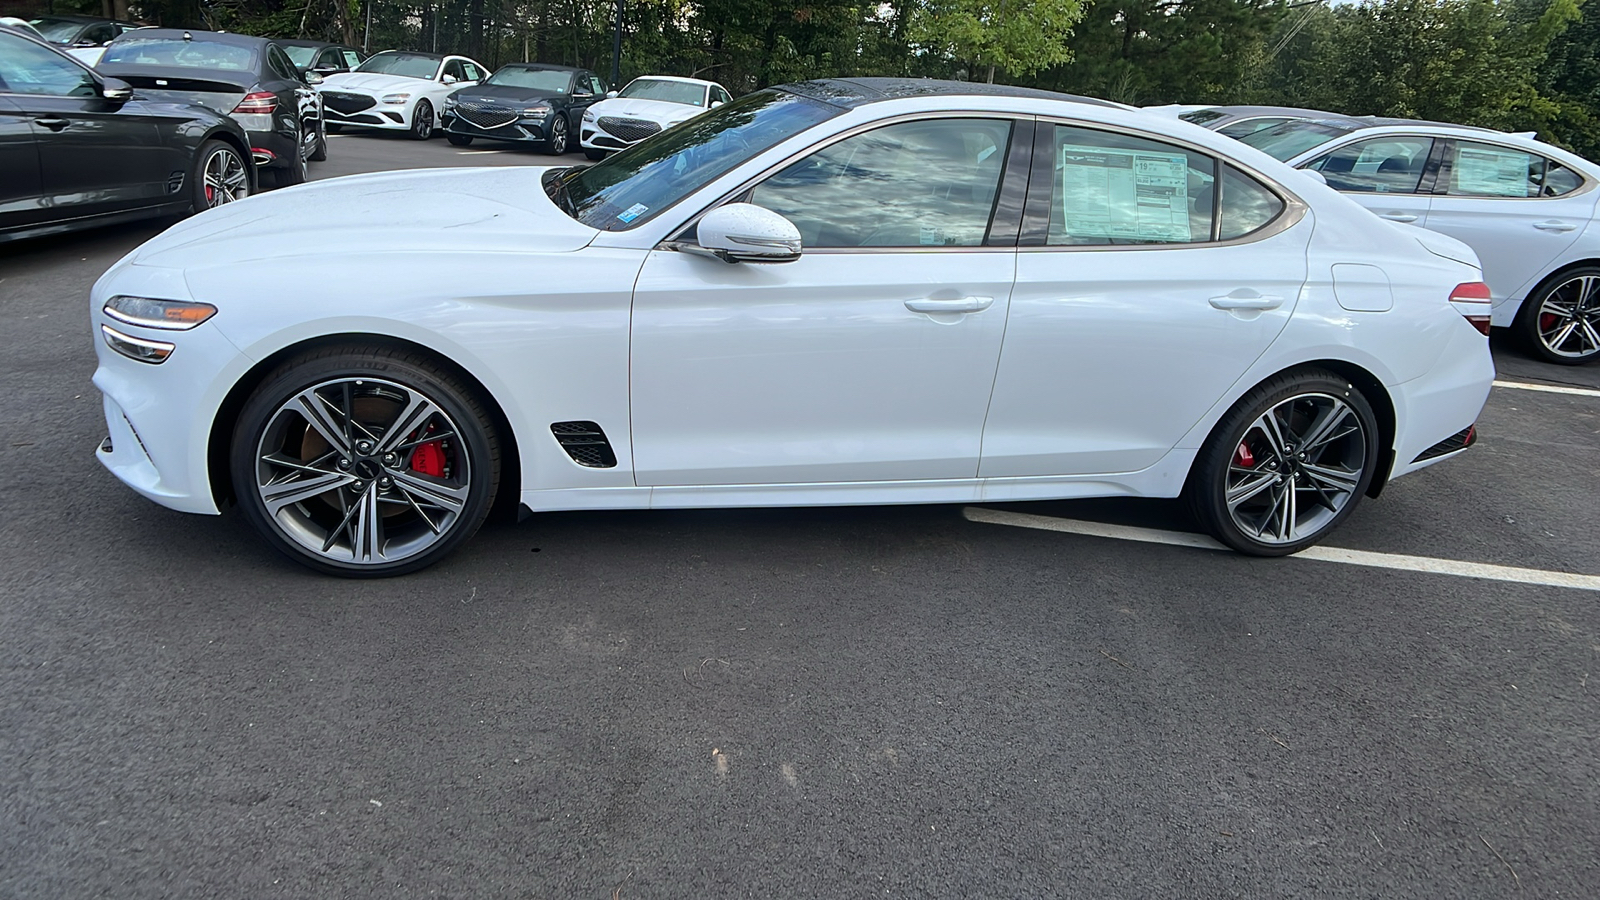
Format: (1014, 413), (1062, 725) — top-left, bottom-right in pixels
(1187, 369), (1379, 556)
(230, 345), (501, 577)
(410, 101), (435, 140)
(192, 140), (249, 211)
(1517, 267), (1600, 364)
(583, 146), (606, 161)
(544, 115), (569, 155)
(447, 133), (473, 146)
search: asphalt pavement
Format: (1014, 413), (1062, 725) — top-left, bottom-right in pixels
(1, 133), (1597, 899)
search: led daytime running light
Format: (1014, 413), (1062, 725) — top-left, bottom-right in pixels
(104, 296), (218, 330)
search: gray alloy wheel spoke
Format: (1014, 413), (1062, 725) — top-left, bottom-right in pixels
(375, 394), (444, 456)
(1256, 409), (1291, 461)
(1226, 470), (1278, 508)
(285, 390), (355, 457)
(1224, 392), (1366, 547)
(1297, 401), (1353, 456)
(263, 470), (355, 514)
(1301, 462), (1359, 494)
(390, 469), (469, 515)
(1580, 319), (1600, 352)
(1547, 319), (1580, 351)
(1576, 275), (1597, 307)
(1542, 300), (1576, 318)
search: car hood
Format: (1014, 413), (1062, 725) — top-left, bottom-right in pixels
(320, 71), (436, 96)
(450, 84), (566, 105)
(589, 97), (703, 124)
(1396, 222), (1480, 269)
(129, 167), (596, 269)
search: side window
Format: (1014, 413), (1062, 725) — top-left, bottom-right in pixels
(317, 49), (341, 69)
(749, 118), (1014, 249)
(267, 46), (297, 81)
(442, 59), (464, 81)
(80, 23), (115, 45)
(1448, 141), (1576, 198)
(589, 74), (605, 95)
(1046, 123), (1214, 246)
(462, 62), (483, 82)
(713, 86), (731, 104)
(1307, 136), (1434, 194)
(341, 50), (362, 69)
(1218, 165), (1286, 240)
(0, 33), (98, 96)
(1540, 161), (1584, 197)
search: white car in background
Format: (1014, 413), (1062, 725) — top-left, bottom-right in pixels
(1229, 114), (1600, 364)
(319, 50), (488, 140)
(580, 75), (731, 158)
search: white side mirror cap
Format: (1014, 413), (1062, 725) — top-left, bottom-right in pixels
(1298, 168), (1328, 186)
(695, 203), (802, 263)
(606, 90), (619, 99)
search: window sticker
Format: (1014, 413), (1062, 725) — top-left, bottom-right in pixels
(617, 203), (649, 223)
(1454, 145), (1532, 197)
(1058, 144), (1191, 242)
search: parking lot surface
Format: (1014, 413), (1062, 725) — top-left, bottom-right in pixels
(2, 134), (1598, 898)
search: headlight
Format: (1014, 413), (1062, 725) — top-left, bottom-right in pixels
(582, 109), (596, 122)
(101, 325), (174, 364)
(443, 96), (457, 109)
(104, 296), (217, 330)
(521, 103), (549, 118)
(381, 92), (411, 104)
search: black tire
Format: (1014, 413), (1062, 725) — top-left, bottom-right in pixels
(543, 114), (569, 155)
(409, 100), (435, 140)
(190, 139), (250, 212)
(1186, 368), (1380, 556)
(230, 344), (502, 577)
(308, 117), (328, 162)
(1515, 266), (1600, 364)
(583, 146), (605, 161)
(325, 121), (343, 134)
(447, 133), (473, 146)
(271, 125), (309, 188)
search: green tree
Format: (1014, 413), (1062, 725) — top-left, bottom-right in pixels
(909, 0), (1085, 83)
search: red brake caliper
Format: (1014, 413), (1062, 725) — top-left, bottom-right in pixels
(1541, 312), (1559, 331)
(1234, 441), (1256, 468)
(410, 436), (447, 477)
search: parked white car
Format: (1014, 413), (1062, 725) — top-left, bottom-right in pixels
(319, 50), (488, 140)
(90, 78), (1494, 576)
(580, 75), (731, 157)
(1228, 115), (1600, 364)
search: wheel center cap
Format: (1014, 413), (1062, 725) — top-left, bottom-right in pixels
(353, 459), (381, 480)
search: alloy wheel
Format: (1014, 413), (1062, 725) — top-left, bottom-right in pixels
(1223, 393), (1368, 545)
(1535, 274), (1600, 359)
(252, 377), (472, 566)
(202, 147), (249, 208)
(414, 103), (434, 139)
(549, 117), (568, 154)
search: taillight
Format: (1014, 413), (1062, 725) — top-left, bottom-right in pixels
(233, 91), (277, 114)
(1449, 282), (1492, 336)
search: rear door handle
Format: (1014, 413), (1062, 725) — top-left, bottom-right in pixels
(34, 117), (70, 132)
(904, 296), (994, 314)
(1377, 212), (1418, 223)
(1209, 291), (1284, 311)
(1534, 220), (1579, 233)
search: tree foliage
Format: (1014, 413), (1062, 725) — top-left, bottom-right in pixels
(909, 0), (1084, 83)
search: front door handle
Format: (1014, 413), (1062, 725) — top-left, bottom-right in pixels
(1377, 212), (1418, 223)
(904, 296), (994, 314)
(35, 117), (70, 132)
(1534, 220), (1579, 233)
(1209, 291), (1284, 311)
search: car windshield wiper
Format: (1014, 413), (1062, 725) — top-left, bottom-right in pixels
(543, 167), (580, 219)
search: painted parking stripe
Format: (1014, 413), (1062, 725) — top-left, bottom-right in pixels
(962, 507), (1600, 591)
(1493, 379), (1600, 398)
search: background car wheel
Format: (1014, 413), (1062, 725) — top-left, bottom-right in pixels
(544, 115), (568, 155)
(325, 122), (343, 134)
(308, 118), (328, 162)
(230, 345), (502, 577)
(269, 126), (310, 188)
(447, 133), (473, 146)
(191, 140), (249, 212)
(583, 146), (605, 161)
(1186, 368), (1379, 556)
(410, 101), (435, 140)
(1516, 267), (1600, 364)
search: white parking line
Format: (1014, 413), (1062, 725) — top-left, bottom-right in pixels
(962, 507), (1600, 591)
(1493, 379), (1600, 398)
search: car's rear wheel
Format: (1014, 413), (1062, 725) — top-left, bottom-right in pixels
(1517, 267), (1600, 364)
(447, 133), (473, 146)
(308, 118), (328, 162)
(544, 115), (568, 155)
(192, 140), (249, 211)
(230, 345), (501, 577)
(410, 101), (435, 140)
(325, 122), (343, 134)
(1187, 369), (1379, 556)
(583, 146), (605, 161)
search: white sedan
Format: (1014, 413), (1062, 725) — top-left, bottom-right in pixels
(580, 75), (732, 158)
(90, 78), (1495, 576)
(318, 50), (488, 140)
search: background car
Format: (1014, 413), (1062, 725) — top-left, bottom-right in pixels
(25, 14), (142, 66)
(88, 78), (1494, 576)
(441, 62), (605, 154)
(98, 29), (327, 187)
(0, 27), (255, 243)
(279, 39), (365, 77)
(319, 50), (487, 140)
(1161, 104), (1344, 140)
(1, 16), (47, 39)
(580, 74), (731, 160)
(1227, 115), (1600, 364)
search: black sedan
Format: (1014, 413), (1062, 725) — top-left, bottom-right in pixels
(279, 39), (365, 76)
(0, 27), (256, 244)
(98, 29), (326, 187)
(441, 63), (606, 154)
(25, 14), (140, 52)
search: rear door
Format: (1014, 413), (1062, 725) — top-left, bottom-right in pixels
(0, 95), (45, 230)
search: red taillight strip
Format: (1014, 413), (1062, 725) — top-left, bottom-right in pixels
(233, 91), (277, 114)
(1449, 282), (1492, 336)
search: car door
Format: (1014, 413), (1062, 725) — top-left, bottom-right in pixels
(1422, 139), (1599, 319)
(0, 32), (167, 219)
(568, 72), (602, 119)
(0, 95), (45, 229)
(629, 116), (1023, 486)
(980, 120), (1309, 477)
(266, 43), (318, 142)
(1301, 134), (1437, 227)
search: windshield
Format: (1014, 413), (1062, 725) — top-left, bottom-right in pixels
(555, 88), (841, 231)
(1238, 120), (1354, 161)
(485, 67), (570, 92)
(102, 38), (257, 71)
(355, 52), (440, 80)
(27, 17), (83, 43)
(619, 78), (706, 107)
(282, 45), (316, 67)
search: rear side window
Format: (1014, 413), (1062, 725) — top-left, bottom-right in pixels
(1218, 165), (1285, 240)
(1541, 162), (1584, 197)
(1448, 141), (1586, 198)
(267, 46), (298, 81)
(1307, 136), (1434, 193)
(1045, 123), (1215, 245)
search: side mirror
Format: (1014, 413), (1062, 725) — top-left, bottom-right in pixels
(710, 100), (723, 108)
(605, 90), (618, 99)
(1298, 168), (1328, 186)
(441, 73), (458, 84)
(303, 70), (324, 85)
(72, 38), (99, 48)
(694, 203), (802, 263)
(312, 65), (338, 75)
(100, 77), (133, 103)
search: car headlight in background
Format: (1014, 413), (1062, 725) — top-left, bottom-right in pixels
(521, 103), (550, 120)
(103, 296), (217, 330)
(443, 95), (457, 110)
(582, 109), (596, 123)
(381, 92), (411, 104)
(101, 325), (175, 364)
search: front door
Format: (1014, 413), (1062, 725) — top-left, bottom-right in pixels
(629, 116), (1021, 486)
(0, 95), (44, 230)
(1302, 134), (1437, 227)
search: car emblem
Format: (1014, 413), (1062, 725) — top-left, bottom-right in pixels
(155, 79), (167, 86)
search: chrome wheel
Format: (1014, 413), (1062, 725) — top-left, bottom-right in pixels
(1534, 274), (1600, 360)
(202, 147), (248, 208)
(252, 377), (471, 566)
(547, 116), (568, 155)
(1223, 393), (1368, 546)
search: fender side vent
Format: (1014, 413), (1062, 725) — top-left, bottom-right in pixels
(551, 421), (617, 468)
(167, 171), (185, 194)
(1412, 425), (1477, 463)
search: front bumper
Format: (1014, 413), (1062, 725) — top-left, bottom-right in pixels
(322, 93), (410, 130)
(442, 111), (553, 144)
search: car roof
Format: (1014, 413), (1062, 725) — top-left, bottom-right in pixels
(500, 62), (582, 71)
(277, 38), (350, 49)
(779, 77), (1119, 110)
(1196, 105), (1337, 119)
(112, 28), (269, 48)
(630, 75), (718, 87)
(370, 49), (443, 60)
